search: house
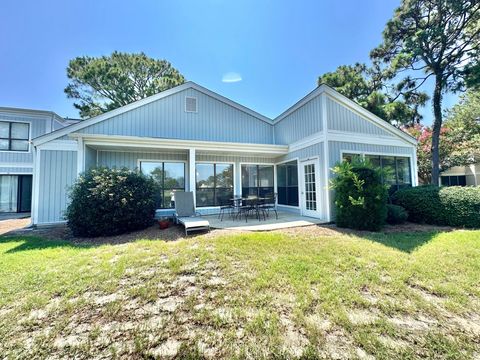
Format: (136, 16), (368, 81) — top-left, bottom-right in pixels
(30, 82), (418, 226)
(440, 163), (480, 186)
(0, 107), (76, 213)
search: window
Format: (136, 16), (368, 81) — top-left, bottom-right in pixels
(196, 163), (234, 207)
(0, 122), (29, 151)
(365, 155), (412, 194)
(140, 161), (185, 208)
(342, 153), (361, 163)
(241, 164), (274, 198)
(277, 161), (298, 206)
(441, 175), (466, 187)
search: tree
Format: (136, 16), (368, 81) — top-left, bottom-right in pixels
(371, 0), (480, 185)
(65, 52), (185, 118)
(403, 90), (480, 183)
(318, 63), (428, 126)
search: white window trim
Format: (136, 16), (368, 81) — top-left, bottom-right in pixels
(194, 161), (236, 208)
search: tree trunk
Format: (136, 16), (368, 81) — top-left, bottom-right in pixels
(431, 75), (443, 185)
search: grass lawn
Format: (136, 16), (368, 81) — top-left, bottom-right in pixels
(0, 226), (479, 359)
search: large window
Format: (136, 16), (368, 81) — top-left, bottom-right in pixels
(140, 161), (185, 209)
(441, 175), (466, 187)
(342, 153), (412, 193)
(0, 122), (29, 151)
(196, 163), (234, 207)
(365, 155), (412, 193)
(241, 164), (274, 198)
(277, 161), (298, 206)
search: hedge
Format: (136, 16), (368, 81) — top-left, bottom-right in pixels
(393, 185), (480, 228)
(386, 204), (408, 225)
(65, 167), (158, 237)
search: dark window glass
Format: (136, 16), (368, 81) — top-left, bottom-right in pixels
(141, 161), (185, 209)
(441, 175), (466, 187)
(277, 160), (299, 206)
(0, 122), (30, 152)
(196, 163), (233, 207)
(365, 155), (381, 168)
(241, 164), (274, 198)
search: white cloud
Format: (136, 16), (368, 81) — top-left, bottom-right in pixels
(222, 72), (242, 83)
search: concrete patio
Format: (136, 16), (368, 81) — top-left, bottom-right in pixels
(205, 210), (327, 231)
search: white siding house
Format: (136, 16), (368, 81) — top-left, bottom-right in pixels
(31, 82), (418, 225)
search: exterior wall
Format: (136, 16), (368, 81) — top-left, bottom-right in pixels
(441, 164), (480, 186)
(84, 146), (97, 170)
(0, 110), (51, 166)
(36, 150), (77, 224)
(275, 142), (328, 220)
(0, 167), (33, 174)
(326, 96), (394, 137)
(274, 95), (323, 145)
(78, 88), (274, 144)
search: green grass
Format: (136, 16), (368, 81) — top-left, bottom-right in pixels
(0, 228), (479, 359)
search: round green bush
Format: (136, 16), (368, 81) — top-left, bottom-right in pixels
(65, 167), (158, 237)
(331, 159), (388, 231)
(386, 204), (408, 225)
(393, 185), (480, 228)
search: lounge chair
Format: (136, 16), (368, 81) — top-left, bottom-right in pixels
(174, 191), (210, 235)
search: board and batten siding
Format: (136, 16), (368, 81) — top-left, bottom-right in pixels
(274, 95), (323, 145)
(326, 96), (394, 137)
(77, 88), (274, 144)
(84, 146), (97, 170)
(37, 150), (77, 224)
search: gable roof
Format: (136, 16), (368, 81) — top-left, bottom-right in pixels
(33, 81), (417, 147)
(33, 81), (272, 146)
(273, 84), (417, 145)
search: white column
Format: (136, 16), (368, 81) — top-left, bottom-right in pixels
(188, 148), (196, 205)
(77, 137), (84, 176)
(235, 162), (242, 197)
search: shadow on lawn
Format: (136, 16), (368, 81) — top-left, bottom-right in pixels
(1, 223), (186, 253)
(359, 231), (441, 253)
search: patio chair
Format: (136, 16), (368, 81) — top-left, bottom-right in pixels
(259, 193), (278, 220)
(174, 191), (210, 235)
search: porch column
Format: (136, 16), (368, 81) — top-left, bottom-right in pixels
(188, 148), (196, 206)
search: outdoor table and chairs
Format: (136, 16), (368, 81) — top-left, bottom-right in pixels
(218, 194), (277, 222)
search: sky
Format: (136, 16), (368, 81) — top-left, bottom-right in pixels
(0, 0), (458, 124)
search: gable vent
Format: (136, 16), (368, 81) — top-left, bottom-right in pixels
(185, 96), (197, 113)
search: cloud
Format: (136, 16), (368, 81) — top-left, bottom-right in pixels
(222, 72), (242, 83)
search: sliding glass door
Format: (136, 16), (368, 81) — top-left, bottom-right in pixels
(0, 176), (18, 212)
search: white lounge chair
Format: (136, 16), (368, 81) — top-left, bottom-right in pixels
(174, 191), (210, 235)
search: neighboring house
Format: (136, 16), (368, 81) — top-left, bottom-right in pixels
(0, 107), (76, 213)
(440, 164), (480, 186)
(31, 82), (418, 225)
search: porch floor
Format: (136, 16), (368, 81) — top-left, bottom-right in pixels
(204, 210), (327, 231)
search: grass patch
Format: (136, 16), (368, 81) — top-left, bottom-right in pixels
(0, 228), (479, 358)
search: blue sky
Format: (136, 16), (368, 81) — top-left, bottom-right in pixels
(0, 0), (457, 124)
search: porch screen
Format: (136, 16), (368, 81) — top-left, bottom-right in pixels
(277, 161), (299, 206)
(140, 161), (185, 209)
(241, 164), (274, 198)
(196, 163), (234, 207)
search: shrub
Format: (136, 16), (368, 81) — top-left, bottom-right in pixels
(66, 167), (158, 237)
(386, 204), (408, 225)
(331, 158), (388, 231)
(393, 185), (480, 228)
